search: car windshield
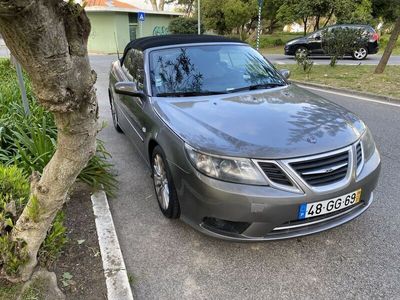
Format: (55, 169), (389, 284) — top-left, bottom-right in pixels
(149, 44), (286, 97)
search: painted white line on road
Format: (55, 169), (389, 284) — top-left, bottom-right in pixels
(92, 191), (134, 300)
(298, 84), (400, 108)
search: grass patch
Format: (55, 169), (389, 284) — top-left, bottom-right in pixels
(279, 64), (400, 99)
(19, 277), (46, 300)
(0, 280), (22, 300)
(378, 34), (400, 55)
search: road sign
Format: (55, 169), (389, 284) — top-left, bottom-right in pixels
(138, 12), (145, 22)
(258, 0), (263, 6)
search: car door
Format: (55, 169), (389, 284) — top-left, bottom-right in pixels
(307, 30), (324, 55)
(119, 49), (147, 156)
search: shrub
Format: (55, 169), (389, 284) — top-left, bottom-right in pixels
(322, 27), (369, 67)
(0, 165), (30, 277)
(38, 211), (68, 267)
(0, 58), (116, 195)
(248, 33), (302, 48)
(168, 17), (204, 34)
(0, 164), (68, 275)
(0, 235), (28, 276)
(295, 53), (314, 78)
(0, 165), (30, 233)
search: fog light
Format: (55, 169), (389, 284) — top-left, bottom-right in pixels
(202, 217), (250, 234)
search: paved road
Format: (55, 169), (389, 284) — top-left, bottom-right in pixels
(0, 46), (10, 58)
(91, 55), (400, 300)
(265, 53), (400, 65)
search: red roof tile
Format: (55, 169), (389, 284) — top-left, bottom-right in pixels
(85, 0), (137, 9)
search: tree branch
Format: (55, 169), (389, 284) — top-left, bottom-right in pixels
(0, 0), (34, 17)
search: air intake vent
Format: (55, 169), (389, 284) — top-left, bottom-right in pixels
(290, 151), (349, 187)
(356, 142), (363, 168)
(258, 162), (293, 186)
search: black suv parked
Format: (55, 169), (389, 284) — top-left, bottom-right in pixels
(284, 24), (379, 60)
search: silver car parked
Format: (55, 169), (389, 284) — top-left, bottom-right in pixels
(108, 35), (381, 241)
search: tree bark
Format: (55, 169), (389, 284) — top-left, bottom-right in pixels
(0, 0), (98, 282)
(150, 0), (158, 11)
(159, 0), (165, 11)
(375, 17), (400, 74)
(314, 15), (320, 31)
(303, 17), (308, 36)
(323, 8), (334, 27)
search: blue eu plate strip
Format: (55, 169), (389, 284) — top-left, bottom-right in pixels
(298, 203), (307, 220)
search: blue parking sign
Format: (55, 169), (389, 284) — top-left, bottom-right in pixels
(138, 12), (145, 22)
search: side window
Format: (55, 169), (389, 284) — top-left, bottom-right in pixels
(122, 49), (145, 90)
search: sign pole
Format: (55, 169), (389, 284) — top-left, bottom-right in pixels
(15, 60), (30, 116)
(138, 12), (145, 37)
(256, 0), (263, 51)
(197, 0), (201, 35)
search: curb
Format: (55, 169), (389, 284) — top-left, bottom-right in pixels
(291, 80), (400, 103)
(91, 191), (134, 300)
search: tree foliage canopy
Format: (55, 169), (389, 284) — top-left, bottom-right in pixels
(169, 17), (204, 34)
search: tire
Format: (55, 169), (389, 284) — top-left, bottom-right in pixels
(352, 47), (368, 60)
(151, 146), (180, 219)
(110, 94), (123, 133)
(295, 46), (308, 58)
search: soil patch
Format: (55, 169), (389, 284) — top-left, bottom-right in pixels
(50, 185), (107, 300)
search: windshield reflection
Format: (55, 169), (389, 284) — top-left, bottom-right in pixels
(150, 45), (286, 96)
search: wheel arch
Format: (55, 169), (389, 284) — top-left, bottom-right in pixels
(148, 139), (159, 164)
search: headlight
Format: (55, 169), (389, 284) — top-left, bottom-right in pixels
(185, 144), (267, 185)
(286, 40), (296, 46)
(360, 128), (376, 161)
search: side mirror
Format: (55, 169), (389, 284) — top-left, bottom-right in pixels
(114, 82), (145, 98)
(280, 69), (291, 79)
(315, 35), (321, 40)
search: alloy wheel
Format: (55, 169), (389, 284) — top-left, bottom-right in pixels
(353, 48), (367, 60)
(296, 47), (308, 57)
(153, 154), (170, 210)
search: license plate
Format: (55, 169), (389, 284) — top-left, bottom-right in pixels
(298, 189), (362, 220)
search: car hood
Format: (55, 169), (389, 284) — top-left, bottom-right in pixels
(286, 37), (308, 45)
(152, 85), (365, 159)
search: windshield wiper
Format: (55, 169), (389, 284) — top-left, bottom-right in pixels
(156, 91), (227, 97)
(226, 83), (286, 93)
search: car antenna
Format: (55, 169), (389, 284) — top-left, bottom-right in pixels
(114, 32), (120, 60)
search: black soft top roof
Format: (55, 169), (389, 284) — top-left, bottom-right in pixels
(120, 34), (246, 62)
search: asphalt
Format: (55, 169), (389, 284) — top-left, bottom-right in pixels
(265, 53), (400, 65)
(93, 54), (399, 300)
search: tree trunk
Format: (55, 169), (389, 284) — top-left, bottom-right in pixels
(303, 17), (308, 36)
(159, 0), (165, 11)
(323, 8), (334, 27)
(150, 0), (158, 11)
(375, 17), (400, 74)
(0, 0), (98, 282)
(314, 15), (320, 31)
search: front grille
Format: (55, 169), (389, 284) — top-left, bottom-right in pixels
(290, 150), (349, 187)
(258, 162), (293, 186)
(356, 142), (363, 168)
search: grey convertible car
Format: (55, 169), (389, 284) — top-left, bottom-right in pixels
(108, 35), (381, 241)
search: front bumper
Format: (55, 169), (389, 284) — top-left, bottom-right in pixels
(172, 146), (381, 241)
(284, 45), (296, 55)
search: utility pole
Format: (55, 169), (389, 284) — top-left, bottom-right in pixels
(198, 0), (201, 35)
(15, 60), (30, 116)
(256, 0), (263, 50)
